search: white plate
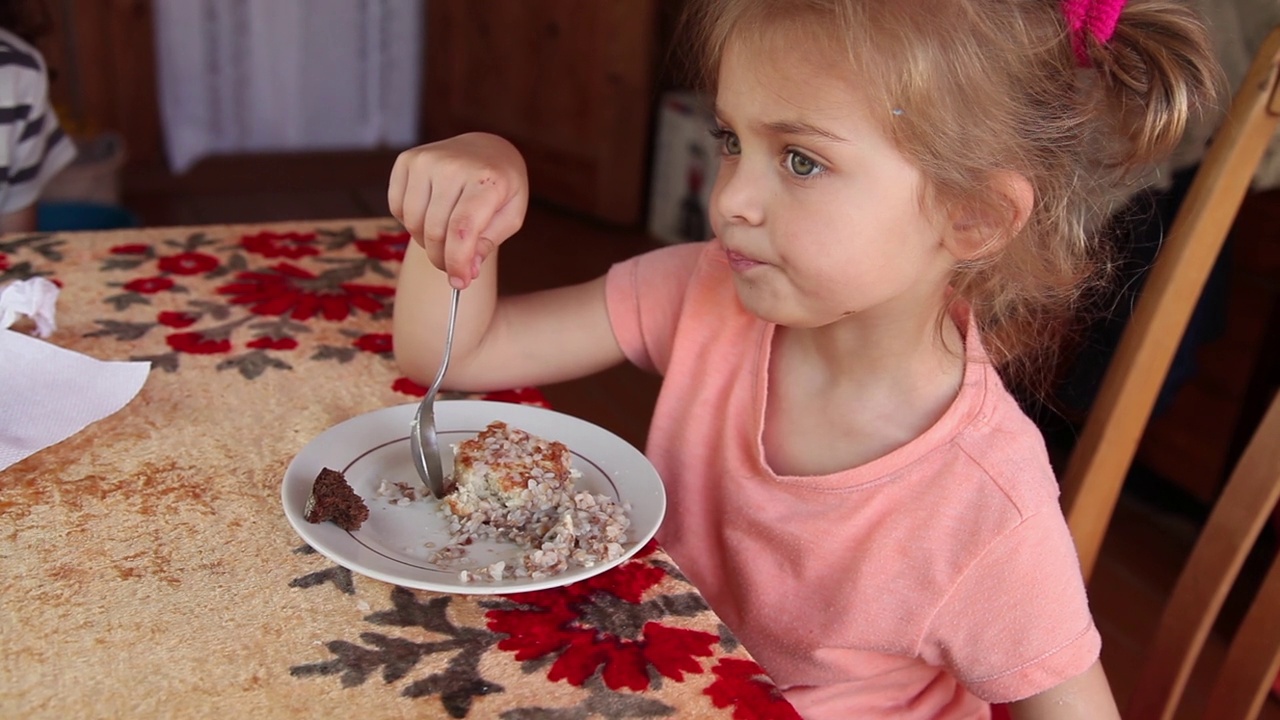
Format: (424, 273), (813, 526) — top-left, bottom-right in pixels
(281, 400), (666, 594)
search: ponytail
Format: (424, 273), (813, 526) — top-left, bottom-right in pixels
(1080, 0), (1221, 170)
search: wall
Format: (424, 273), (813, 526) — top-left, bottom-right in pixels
(39, 0), (164, 169)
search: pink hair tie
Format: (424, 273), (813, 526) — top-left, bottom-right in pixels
(1062, 0), (1126, 66)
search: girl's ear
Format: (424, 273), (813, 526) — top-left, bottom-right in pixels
(943, 171), (1034, 261)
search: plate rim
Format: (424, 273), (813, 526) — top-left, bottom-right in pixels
(281, 399), (665, 594)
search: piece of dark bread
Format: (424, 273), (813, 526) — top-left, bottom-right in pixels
(304, 467), (369, 531)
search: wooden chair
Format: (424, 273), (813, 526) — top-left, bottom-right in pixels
(1059, 25), (1280, 582)
(1123, 390), (1280, 719)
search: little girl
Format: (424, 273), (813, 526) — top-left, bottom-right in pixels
(388, 0), (1218, 717)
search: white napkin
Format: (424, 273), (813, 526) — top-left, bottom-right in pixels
(0, 278), (151, 472)
(0, 276), (59, 337)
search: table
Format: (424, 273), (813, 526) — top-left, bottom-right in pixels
(0, 220), (799, 719)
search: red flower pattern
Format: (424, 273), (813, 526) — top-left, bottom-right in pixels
(486, 561), (719, 692)
(124, 276), (175, 294)
(392, 377), (426, 396)
(158, 252), (219, 276)
(215, 263), (393, 321)
(241, 231), (320, 259)
(353, 333), (392, 354)
(158, 311), (198, 328)
(110, 244), (149, 255)
(705, 658), (803, 720)
(355, 231), (409, 261)
(248, 336), (298, 350)
(166, 331), (232, 355)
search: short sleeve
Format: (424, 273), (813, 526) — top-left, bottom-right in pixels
(604, 241), (707, 374)
(0, 35), (77, 214)
(921, 509), (1102, 704)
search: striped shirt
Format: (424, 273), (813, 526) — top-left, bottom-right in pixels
(0, 28), (75, 215)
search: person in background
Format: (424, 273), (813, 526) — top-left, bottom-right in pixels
(0, 0), (74, 234)
(388, 0), (1219, 717)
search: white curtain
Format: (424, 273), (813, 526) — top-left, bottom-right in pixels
(153, 0), (424, 173)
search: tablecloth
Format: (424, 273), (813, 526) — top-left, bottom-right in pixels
(0, 220), (799, 719)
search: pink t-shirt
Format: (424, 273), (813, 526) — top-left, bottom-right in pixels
(605, 240), (1100, 720)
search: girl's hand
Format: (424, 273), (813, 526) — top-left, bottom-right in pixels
(388, 132), (529, 289)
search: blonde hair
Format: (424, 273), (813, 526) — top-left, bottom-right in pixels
(682, 0), (1219, 393)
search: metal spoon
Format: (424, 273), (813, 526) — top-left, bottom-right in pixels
(410, 287), (460, 498)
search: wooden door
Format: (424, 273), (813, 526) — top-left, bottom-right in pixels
(424, 0), (661, 226)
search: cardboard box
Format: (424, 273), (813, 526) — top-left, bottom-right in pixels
(647, 90), (720, 245)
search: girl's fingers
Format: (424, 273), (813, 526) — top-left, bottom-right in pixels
(404, 181), (434, 252)
(443, 179), (510, 287)
(387, 152), (409, 222)
(419, 178), (464, 275)
(471, 235), (496, 279)
(468, 200), (518, 279)
(388, 135), (529, 285)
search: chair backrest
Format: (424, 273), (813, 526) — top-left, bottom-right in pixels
(1060, 25), (1280, 582)
(1125, 390), (1280, 719)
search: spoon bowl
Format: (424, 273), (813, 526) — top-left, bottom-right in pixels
(410, 287), (460, 498)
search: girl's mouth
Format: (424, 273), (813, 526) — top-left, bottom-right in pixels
(725, 249), (764, 272)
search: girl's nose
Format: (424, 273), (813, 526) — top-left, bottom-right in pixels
(710, 161), (765, 227)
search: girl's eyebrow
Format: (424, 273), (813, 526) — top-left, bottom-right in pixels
(759, 120), (848, 143)
(713, 108), (848, 144)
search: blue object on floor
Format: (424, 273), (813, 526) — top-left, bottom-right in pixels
(36, 201), (139, 232)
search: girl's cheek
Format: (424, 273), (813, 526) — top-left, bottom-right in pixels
(707, 186), (725, 237)
(707, 166), (740, 234)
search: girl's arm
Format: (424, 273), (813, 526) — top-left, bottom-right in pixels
(1007, 661), (1120, 720)
(390, 133), (627, 391)
(394, 245), (626, 391)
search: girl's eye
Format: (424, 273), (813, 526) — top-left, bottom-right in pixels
(710, 128), (740, 156)
(786, 151), (823, 177)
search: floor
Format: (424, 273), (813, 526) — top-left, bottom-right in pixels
(118, 151), (1279, 718)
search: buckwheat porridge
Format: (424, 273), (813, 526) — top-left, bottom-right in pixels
(395, 420), (631, 583)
